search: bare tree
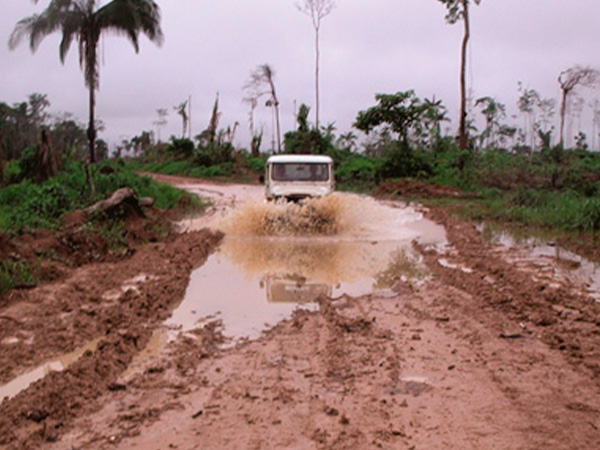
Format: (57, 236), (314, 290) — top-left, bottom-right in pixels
(153, 108), (168, 142)
(33, 128), (60, 183)
(437, 0), (482, 150)
(0, 129), (5, 187)
(558, 66), (600, 147)
(566, 94), (585, 148)
(244, 64), (282, 153)
(174, 100), (189, 139)
(296, 0), (336, 130)
(475, 96), (506, 149)
(591, 99), (600, 151)
(206, 94), (221, 145)
(517, 83), (539, 151)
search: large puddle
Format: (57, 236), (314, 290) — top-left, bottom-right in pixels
(481, 225), (600, 302)
(166, 188), (446, 342)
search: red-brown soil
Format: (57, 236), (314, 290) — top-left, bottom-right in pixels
(373, 179), (469, 199)
(0, 178), (599, 450)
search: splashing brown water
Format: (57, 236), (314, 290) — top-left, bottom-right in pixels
(217, 193), (360, 237)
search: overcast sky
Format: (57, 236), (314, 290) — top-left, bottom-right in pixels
(2, 0), (600, 150)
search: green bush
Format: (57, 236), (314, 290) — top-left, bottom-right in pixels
(336, 155), (381, 184)
(2, 161), (22, 184)
(164, 137), (195, 160)
(0, 260), (35, 296)
(194, 142), (234, 167)
(245, 155), (267, 174)
(0, 161), (196, 231)
(283, 129), (334, 155)
(17, 145), (37, 181)
(376, 141), (432, 181)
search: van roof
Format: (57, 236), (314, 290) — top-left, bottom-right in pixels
(267, 154), (333, 164)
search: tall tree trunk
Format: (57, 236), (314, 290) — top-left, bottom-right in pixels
(87, 36), (97, 163)
(458, 0), (470, 150)
(88, 83), (96, 163)
(274, 102), (282, 153)
(267, 78), (282, 153)
(315, 25), (321, 130)
(559, 89), (568, 148)
(0, 128), (4, 187)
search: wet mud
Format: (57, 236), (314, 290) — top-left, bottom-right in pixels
(1, 176), (599, 449)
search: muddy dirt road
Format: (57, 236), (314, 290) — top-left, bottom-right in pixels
(1, 175), (599, 449)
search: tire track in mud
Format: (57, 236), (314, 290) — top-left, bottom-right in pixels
(420, 208), (600, 382)
(410, 208), (600, 448)
(54, 261), (600, 449)
(0, 229), (223, 449)
(4, 179), (600, 449)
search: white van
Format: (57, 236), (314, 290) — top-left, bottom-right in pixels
(264, 154), (335, 202)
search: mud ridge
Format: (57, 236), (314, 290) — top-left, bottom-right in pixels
(421, 207), (600, 382)
(0, 229), (222, 449)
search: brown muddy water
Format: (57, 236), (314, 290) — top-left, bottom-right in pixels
(0, 339), (100, 402)
(167, 187), (446, 342)
(481, 225), (600, 303)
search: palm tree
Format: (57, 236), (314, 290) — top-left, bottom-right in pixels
(9, 0), (164, 163)
(475, 96), (506, 149)
(244, 64), (282, 153)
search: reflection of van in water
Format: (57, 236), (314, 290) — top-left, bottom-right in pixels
(264, 275), (332, 303)
(265, 154), (334, 202)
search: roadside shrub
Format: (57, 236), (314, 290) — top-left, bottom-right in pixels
(2, 161), (21, 185)
(245, 155), (267, 174)
(336, 155), (380, 184)
(164, 137), (195, 160)
(427, 147), (472, 188)
(194, 142), (234, 167)
(0, 161), (195, 231)
(17, 145), (37, 181)
(283, 128), (334, 155)
(26, 181), (71, 220)
(376, 141), (432, 181)
(507, 188), (550, 208)
(564, 197), (600, 232)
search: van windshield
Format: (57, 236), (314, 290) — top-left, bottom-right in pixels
(271, 163), (329, 182)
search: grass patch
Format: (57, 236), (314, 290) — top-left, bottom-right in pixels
(0, 161), (202, 232)
(0, 260), (36, 296)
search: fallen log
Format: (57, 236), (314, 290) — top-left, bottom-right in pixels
(84, 187), (144, 217)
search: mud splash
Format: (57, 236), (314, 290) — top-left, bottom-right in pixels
(215, 192), (444, 242)
(217, 194), (359, 237)
(162, 191), (445, 342)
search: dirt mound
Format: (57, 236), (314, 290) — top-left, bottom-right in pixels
(0, 201), (184, 307)
(374, 179), (467, 199)
(0, 228), (223, 448)
(419, 208), (600, 380)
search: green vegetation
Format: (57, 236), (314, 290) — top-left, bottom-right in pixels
(118, 90), (600, 238)
(0, 260), (35, 297)
(3, 84), (600, 264)
(0, 159), (200, 232)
